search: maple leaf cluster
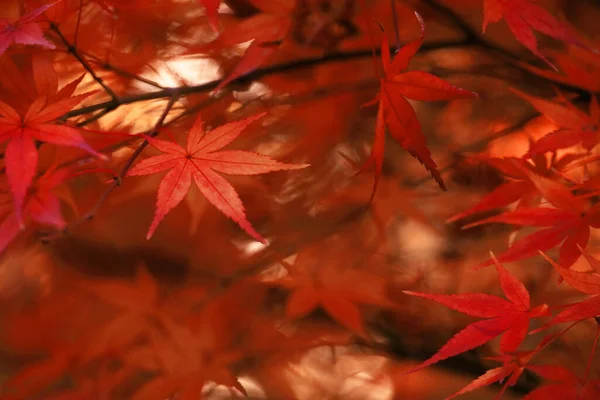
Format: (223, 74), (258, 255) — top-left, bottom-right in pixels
(0, 0), (600, 399)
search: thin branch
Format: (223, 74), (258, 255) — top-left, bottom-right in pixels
(403, 112), (538, 188)
(49, 22), (120, 102)
(82, 51), (167, 89)
(41, 96), (178, 243)
(420, 0), (591, 98)
(61, 40), (468, 120)
(51, 78), (379, 176)
(390, 0), (401, 52)
(73, 0), (84, 47)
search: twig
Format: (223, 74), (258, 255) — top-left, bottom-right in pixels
(49, 22), (120, 102)
(390, 0), (401, 52)
(82, 51), (167, 89)
(60, 41), (468, 120)
(41, 96), (178, 243)
(419, 0), (590, 98)
(403, 113), (538, 188)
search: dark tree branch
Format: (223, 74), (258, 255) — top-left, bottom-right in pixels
(420, 0), (591, 98)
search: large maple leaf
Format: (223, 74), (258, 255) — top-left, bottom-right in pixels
(482, 0), (586, 68)
(362, 11), (477, 200)
(127, 112), (308, 242)
(403, 253), (549, 374)
(0, 2), (57, 57)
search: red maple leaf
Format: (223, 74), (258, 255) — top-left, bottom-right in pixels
(402, 253), (549, 374)
(361, 11), (477, 201)
(201, 0), (294, 92)
(467, 165), (600, 268)
(447, 149), (583, 224)
(446, 350), (538, 399)
(0, 166), (75, 254)
(197, 0), (221, 32)
(539, 251), (600, 328)
(525, 365), (600, 400)
(0, 69), (105, 224)
(0, 2), (57, 57)
(482, 0), (586, 69)
(520, 43), (600, 92)
(511, 88), (600, 156)
(127, 112), (308, 242)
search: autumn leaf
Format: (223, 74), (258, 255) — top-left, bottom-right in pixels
(0, 2), (57, 57)
(0, 67), (105, 225)
(264, 240), (401, 338)
(520, 44), (600, 92)
(0, 166), (74, 254)
(446, 350), (538, 399)
(447, 142), (583, 224)
(511, 88), (600, 156)
(465, 162), (599, 268)
(362, 11), (477, 201)
(127, 112), (308, 242)
(482, 0), (586, 69)
(201, 0), (294, 92)
(198, 0), (221, 32)
(402, 253), (549, 374)
(538, 251), (600, 327)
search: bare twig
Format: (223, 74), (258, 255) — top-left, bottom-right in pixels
(420, 0), (590, 98)
(41, 96), (178, 243)
(82, 51), (167, 89)
(60, 41), (468, 121)
(49, 22), (120, 102)
(390, 0), (401, 52)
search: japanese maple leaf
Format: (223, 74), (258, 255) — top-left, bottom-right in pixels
(131, 323), (247, 400)
(202, 0), (294, 92)
(446, 350), (537, 399)
(520, 44), (600, 92)
(361, 11), (477, 201)
(482, 0), (585, 69)
(511, 88), (600, 156)
(79, 265), (177, 364)
(0, 77), (104, 224)
(198, 0), (221, 32)
(127, 112), (308, 242)
(539, 251), (600, 328)
(0, 2), (57, 57)
(402, 253), (549, 374)
(447, 149), (583, 224)
(263, 241), (401, 338)
(467, 165), (600, 269)
(525, 364), (600, 399)
(0, 166), (73, 254)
